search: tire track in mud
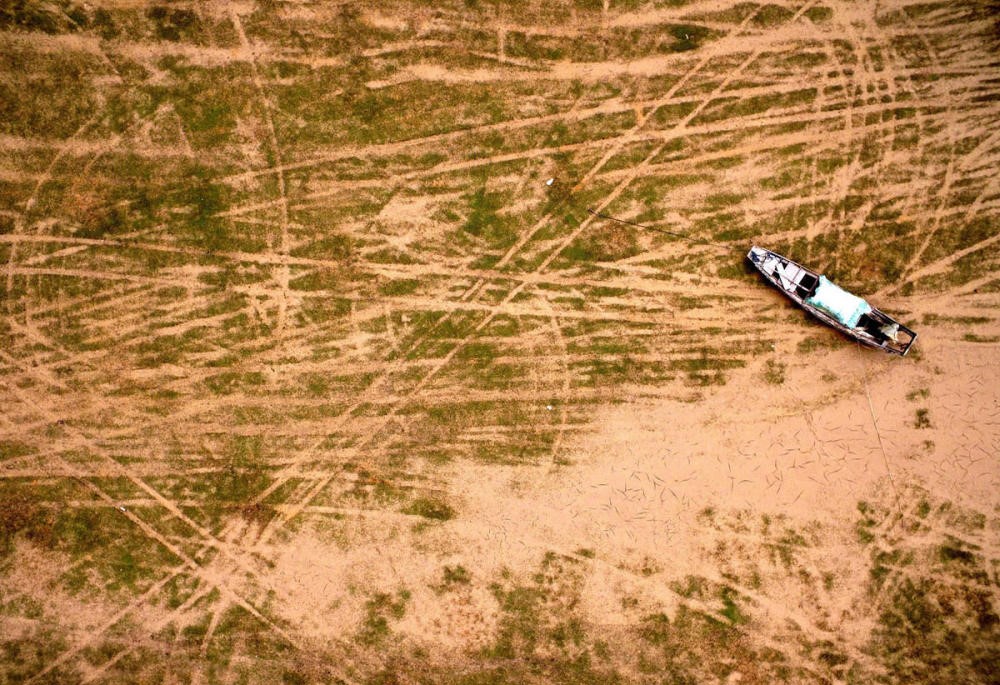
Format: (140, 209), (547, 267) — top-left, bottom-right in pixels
(538, 297), (572, 465)
(878, 231), (1000, 297)
(2, 401), (362, 684)
(229, 7), (294, 338)
(0, 377), (277, 569)
(0, 349), (325, 679)
(21, 565), (189, 684)
(245, 0), (831, 547)
(2, 89), (195, 325)
(228, 90), (679, 542)
(896, 4), (979, 281)
(806, 2), (880, 255)
(9, 4), (844, 572)
(0, 90), (245, 514)
(3, 113), (103, 305)
(215, 92), (999, 223)
(3, 2), (999, 679)
(4, 54), (987, 167)
(257, 3), (791, 428)
(0, 68), (305, 661)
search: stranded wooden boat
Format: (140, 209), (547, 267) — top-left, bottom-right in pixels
(748, 246), (917, 356)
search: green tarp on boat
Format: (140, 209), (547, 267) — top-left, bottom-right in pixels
(806, 276), (871, 328)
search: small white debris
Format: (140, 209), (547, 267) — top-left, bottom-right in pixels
(546, 405), (554, 411)
(546, 178), (554, 186)
(117, 505), (126, 513)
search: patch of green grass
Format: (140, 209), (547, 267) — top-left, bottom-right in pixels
(461, 186), (516, 248)
(52, 506), (112, 555)
(0, 633), (70, 684)
(572, 356), (672, 388)
(805, 6), (833, 22)
(0, 492), (52, 558)
(675, 295), (709, 310)
(665, 24), (714, 52)
(81, 639), (123, 668)
(636, 601), (757, 682)
(910, 496), (932, 518)
(504, 31), (568, 61)
(379, 279), (420, 296)
(106, 547), (144, 590)
(671, 351), (744, 374)
(797, 334), (839, 353)
(40, 500), (179, 592)
(456, 341), (497, 364)
(404, 497), (454, 521)
(938, 542), (975, 565)
(340, 470), (406, 506)
(871, 572), (999, 683)
(921, 313), (991, 326)
(753, 4), (795, 27)
(781, 51), (827, 70)
(0, 48), (99, 138)
(146, 5), (201, 42)
(765, 527), (809, 568)
(207, 600), (292, 667)
(187, 435), (274, 526)
(671, 574), (709, 598)
(359, 589), (410, 646)
(762, 359), (786, 385)
(719, 587), (748, 625)
(857, 491), (1000, 681)
(204, 371), (267, 395)
(0, 440), (35, 461)
(0, 0), (90, 33)
(962, 333), (999, 343)
(169, 163), (232, 251)
(438, 564), (472, 591)
(449, 341), (526, 391)
(855, 501), (879, 544)
(459, 553), (623, 683)
(561, 222), (640, 263)
(291, 272), (354, 298)
(299, 373), (331, 397)
(700, 88), (816, 123)
(164, 574), (202, 610)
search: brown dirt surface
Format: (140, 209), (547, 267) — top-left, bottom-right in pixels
(1, 1), (998, 683)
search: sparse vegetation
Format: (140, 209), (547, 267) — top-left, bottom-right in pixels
(440, 564), (471, 589)
(762, 358), (786, 385)
(404, 497), (455, 521)
(860, 495), (1000, 683)
(358, 589), (410, 646)
(0, 1), (996, 683)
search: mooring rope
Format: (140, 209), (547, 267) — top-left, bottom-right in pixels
(856, 341), (905, 519)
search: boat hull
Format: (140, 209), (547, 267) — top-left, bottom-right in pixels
(747, 246), (917, 356)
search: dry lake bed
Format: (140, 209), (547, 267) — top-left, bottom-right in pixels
(1, 1), (998, 683)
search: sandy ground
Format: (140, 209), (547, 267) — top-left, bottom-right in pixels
(1, 1), (998, 683)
